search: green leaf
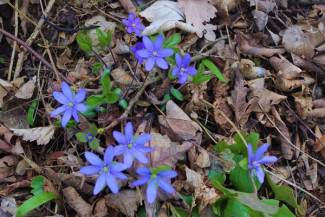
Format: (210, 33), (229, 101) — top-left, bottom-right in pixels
(102, 76), (111, 96)
(208, 170), (226, 185)
(27, 101), (38, 126)
(89, 123), (98, 135)
(168, 68), (178, 79)
(138, 206), (146, 217)
(76, 132), (87, 142)
(92, 62), (103, 74)
(202, 59), (227, 83)
(0, 57), (4, 63)
(152, 165), (171, 174)
(193, 75), (212, 84)
(119, 99), (128, 110)
(230, 166), (261, 193)
(164, 33), (181, 48)
(266, 173), (302, 214)
(96, 28), (110, 46)
(89, 139), (100, 149)
(213, 195), (229, 215)
(16, 192), (58, 217)
(272, 205), (296, 217)
(232, 131), (249, 155)
(30, 176), (44, 196)
(192, 63), (204, 82)
(86, 95), (104, 105)
(239, 158), (249, 170)
(224, 198), (249, 217)
(171, 87), (183, 101)
(248, 132), (259, 151)
(103, 92), (119, 104)
(211, 180), (237, 198)
(166, 48), (180, 65)
(76, 34), (92, 52)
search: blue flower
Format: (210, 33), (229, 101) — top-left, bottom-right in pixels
(122, 13), (145, 37)
(172, 53), (197, 84)
(130, 42), (145, 64)
(136, 35), (174, 71)
(85, 132), (95, 142)
(113, 122), (153, 168)
(131, 167), (177, 204)
(248, 143), (277, 183)
(80, 146), (127, 195)
(50, 82), (87, 127)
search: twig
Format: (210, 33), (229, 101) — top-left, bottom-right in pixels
(5, 0), (61, 82)
(7, 0), (18, 82)
(259, 103), (325, 167)
(91, 49), (108, 68)
(283, 101), (325, 149)
(43, 16), (100, 32)
(14, 0), (56, 78)
(103, 69), (161, 131)
(0, 28), (73, 85)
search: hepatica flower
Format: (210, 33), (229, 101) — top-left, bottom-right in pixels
(80, 146), (127, 195)
(122, 13), (145, 37)
(131, 166), (177, 204)
(136, 35), (174, 71)
(130, 42), (145, 64)
(172, 53), (197, 84)
(248, 143), (277, 183)
(50, 82), (87, 127)
(113, 122), (153, 168)
(76, 123), (100, 149)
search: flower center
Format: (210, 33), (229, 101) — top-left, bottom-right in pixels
(132, 23), (136, 27)
(152, 51), (157, 56)
(103, 167), (109, 172)
(152, 174), (157, 179)
(180, 67), (185, 72)
(68, 102), (74, 107)
(252, 161), (259, 168)
(127, 143), (133, 148)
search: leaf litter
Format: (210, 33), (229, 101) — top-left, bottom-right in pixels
(0, 0), (325, 216)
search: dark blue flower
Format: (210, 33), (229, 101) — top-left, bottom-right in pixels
(85, 132), (95, 142)
(136, 35), (174, 71)
(172, 53), (197, 84)
(80, 146), (127, 195)
(248, 143), (277, 183)
(130, 42), (145, 64)
(122, 13), (145, 37)
(131, 167), (177, 204)
(113, 122), (153, 168)
(50, 82), (87, 127)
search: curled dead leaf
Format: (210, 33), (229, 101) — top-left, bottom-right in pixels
(292, 86), (313, 120)
(270, 55), (302, 79)
(11, 125), (56, 145)
(62, 187), (92, 217)
(236, 31), (285, 57)
(237, 59), (266, 79)
(275, 75), (315, 92)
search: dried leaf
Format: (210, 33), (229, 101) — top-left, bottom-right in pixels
(314, 126), (325, 152)
(253, 10), (268, 31)
(292, 86), (313, 120)
(184, 166), (221, 212)
(140, 1), (196, 36)
(14, 78), (36, 99)
(249, 78), (287, 113)
(272, 106), (294, 160)
(0, 78), (15, 108)
(282, 26), (315, 58)
(158, 100), (201, 141)
(178, 0), (217, 40)
(11, 125), (56, 145)
(105, 190), (140, 217)
(0, 155), (19, 183)
(231, 70), (258, 128)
